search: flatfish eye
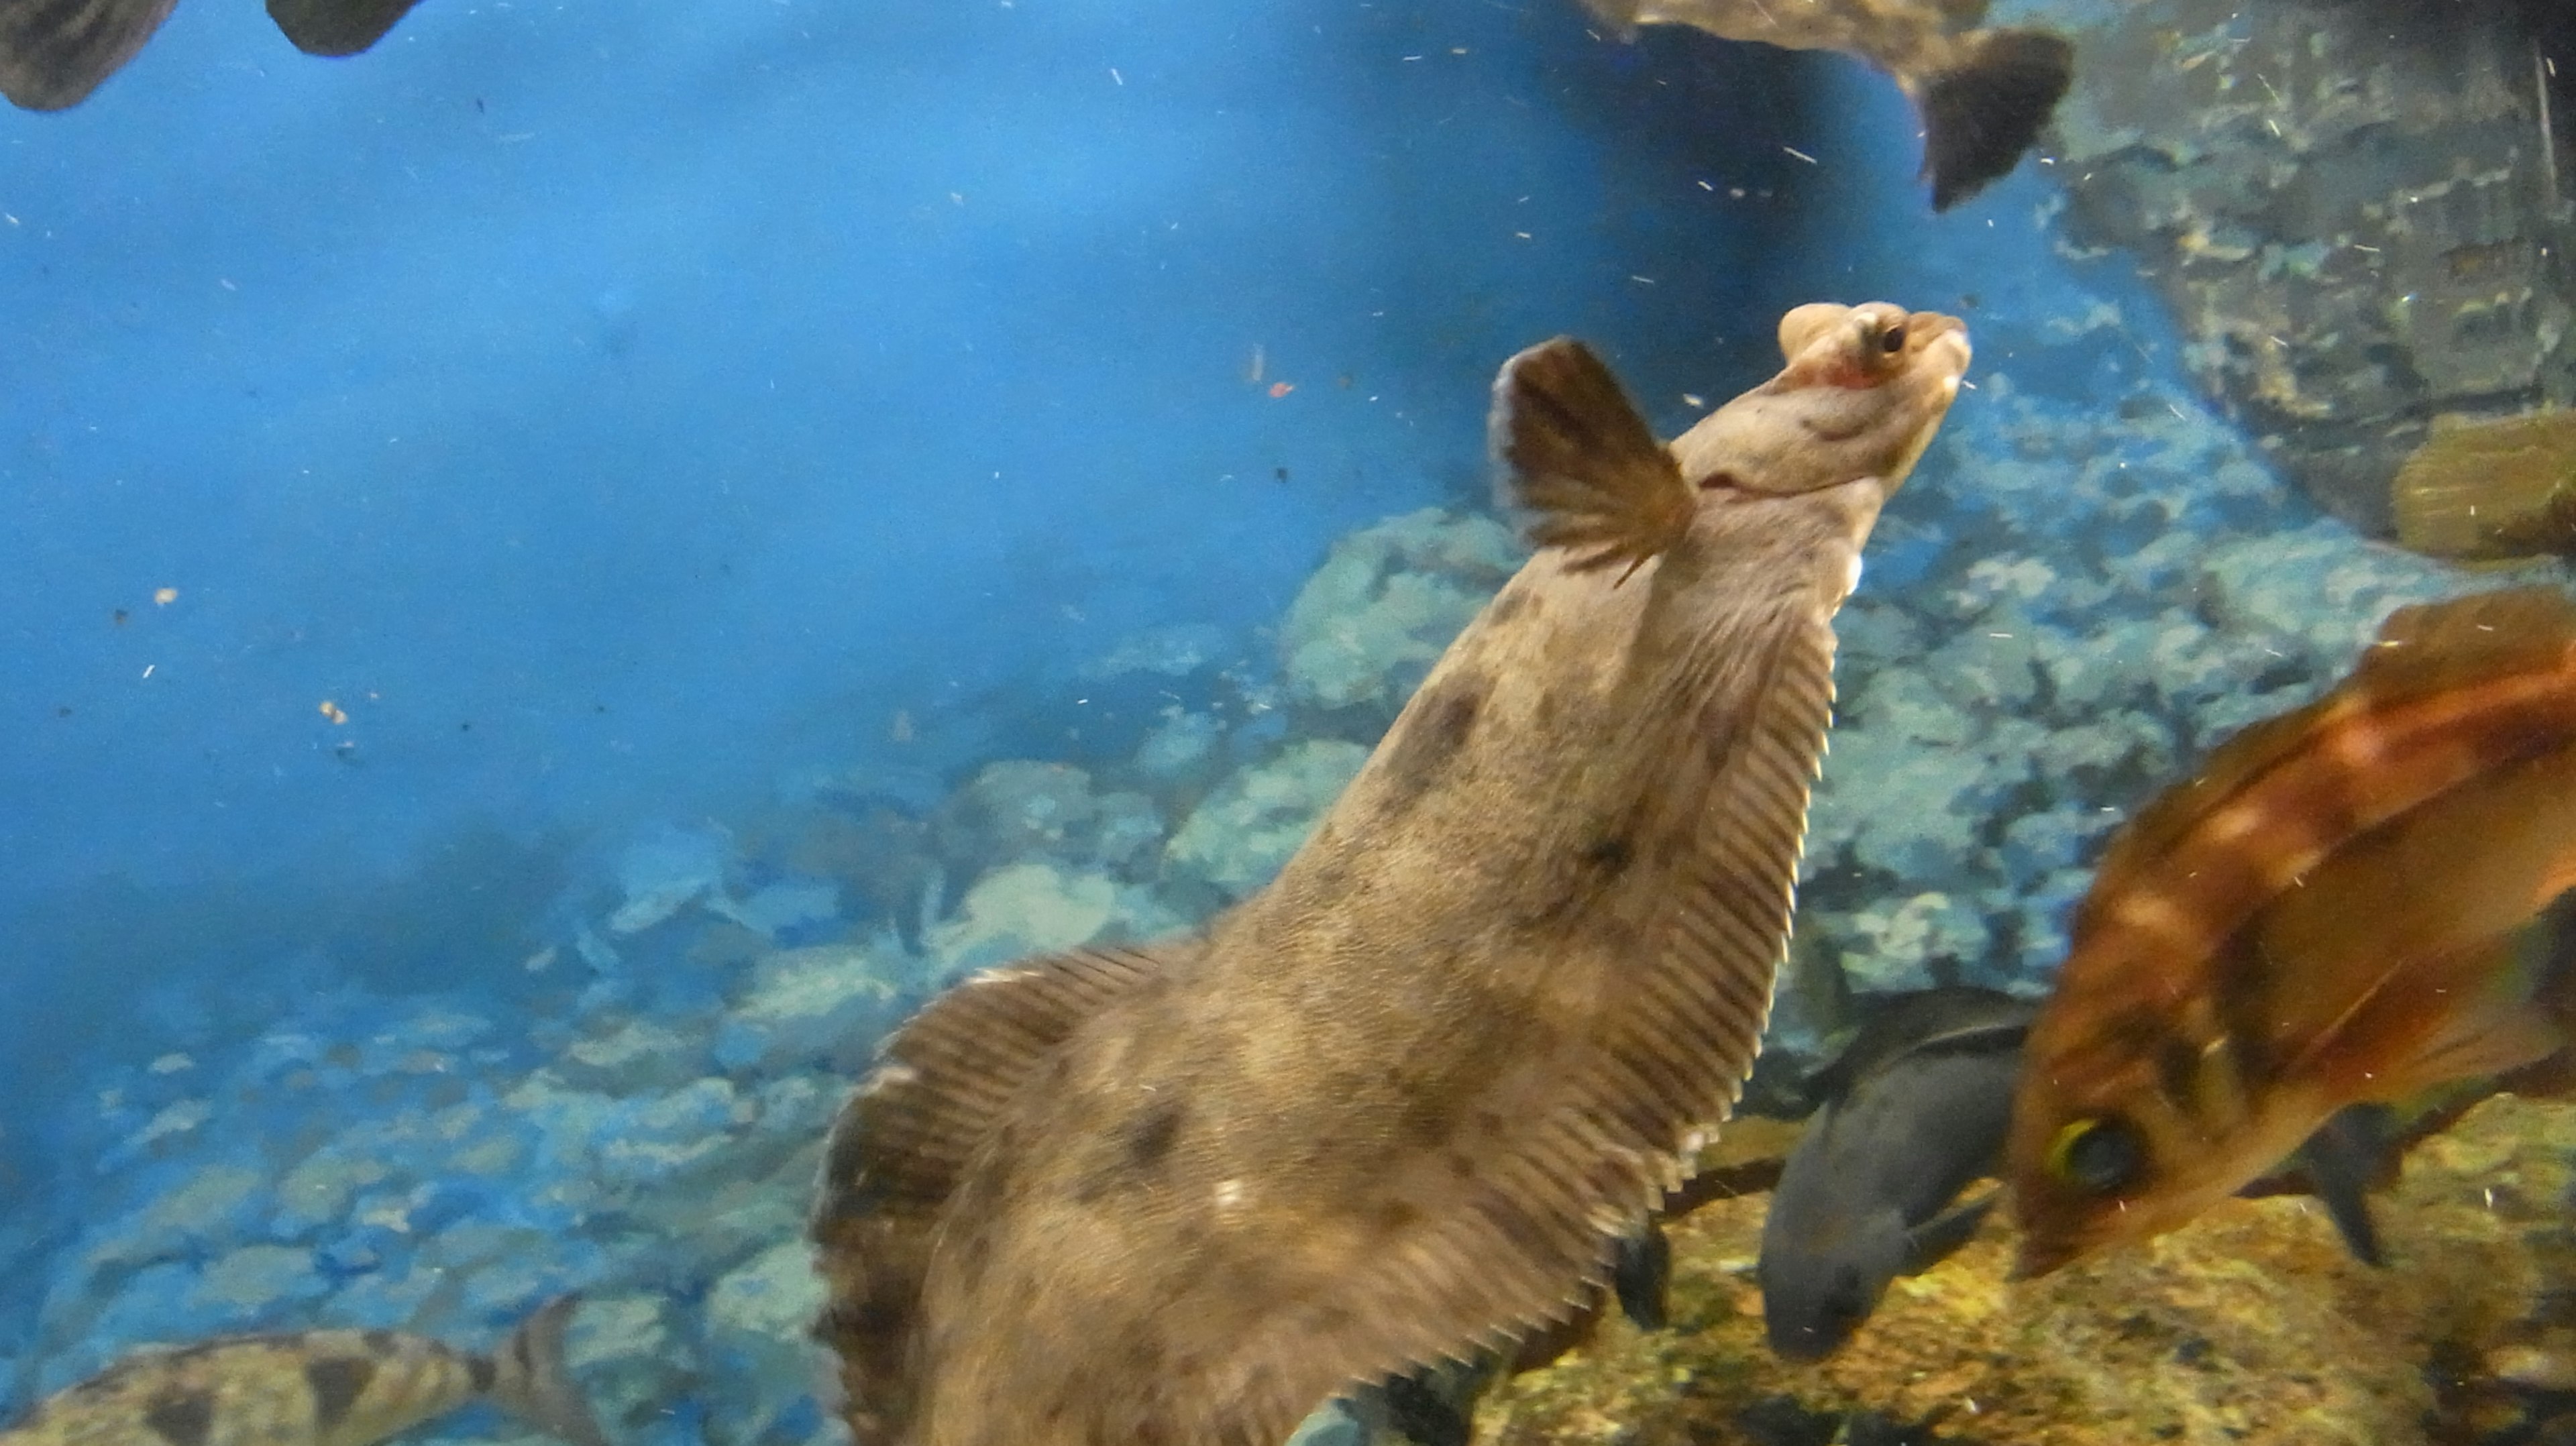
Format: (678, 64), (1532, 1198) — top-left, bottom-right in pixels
(2045, 1115), (2145, 1196)
(1878, 323), (1907, 355)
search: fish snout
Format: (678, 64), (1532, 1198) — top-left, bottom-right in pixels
(1906, 311), (1972, 385)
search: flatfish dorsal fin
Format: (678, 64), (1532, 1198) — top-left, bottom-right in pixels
(808, 942), (1191, 1445)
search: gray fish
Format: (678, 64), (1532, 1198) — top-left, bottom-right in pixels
(810, 301), (1970, 1446)
(0, 0), (421, 111)
(1572, 0), (2074, 210)
(1760, 988), (2396, 1360)
(1760, 986), (2031, 1361)
(0, 1296), (610, 1446)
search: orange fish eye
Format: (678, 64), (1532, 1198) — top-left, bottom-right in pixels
(2045, 1116), (2145, 1197)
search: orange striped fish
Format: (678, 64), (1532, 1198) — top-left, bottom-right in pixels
(2007, 586), (2576, 1278)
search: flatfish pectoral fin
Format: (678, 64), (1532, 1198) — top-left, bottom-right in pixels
(1490, 337), (1696, 579)
(807, 941), (1193, 1446)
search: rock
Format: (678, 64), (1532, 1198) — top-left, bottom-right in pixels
(1279, 508), (1521, 724)
(559, 1018), (712, 1095)
(703, 1242), (833, 1446)
(933, 760), (1168, 879)
(2048, 0), (2576, 538)
(567, 1290), (700, 1439)
(1163, 739), (1370, 900)
(610, 824), (736, 935)
(712, 945), (905, 1076)
(706, 878), (843, 940)
(923, 861), (1138, 981)
(190, 1244), (327, 1317)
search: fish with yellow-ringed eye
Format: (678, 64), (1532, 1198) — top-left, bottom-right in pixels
(2008, 586), (2576, 1280)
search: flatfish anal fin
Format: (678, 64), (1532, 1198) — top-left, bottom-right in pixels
(0, 0), (178, 110)
(1491, 337), (1695, 579)
(808, 941), (1192, 1446)
(266, 0), (424, 57)
(1592, 588), (1837, 1148)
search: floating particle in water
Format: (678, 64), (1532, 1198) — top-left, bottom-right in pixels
(111, 608), (128, 626)
(319, 700), (349, 724)
(154, 587), (177, 605)
(1269, 381), (1295, 398)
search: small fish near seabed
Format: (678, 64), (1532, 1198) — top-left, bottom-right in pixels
(1759, 986), (2031, 1360)
(1760, 988), (2401, 1359)
(2008, 586), (2576, 1280)
(1572, 0), (2074, 210)
(0, 1296), (610, 1446)
(810, 301), (1969, 1446)
(0, 0), (422, 111)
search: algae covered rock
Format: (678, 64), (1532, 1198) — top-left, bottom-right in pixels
(1161, 738), (1371, 899)
(2047, 0), (2576, 539)
(1279, 508), (1521, 722)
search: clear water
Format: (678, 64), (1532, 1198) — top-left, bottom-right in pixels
(1, 1), (2565, 1443)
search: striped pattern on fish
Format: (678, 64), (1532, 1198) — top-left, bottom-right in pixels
(2010, 587), (2576, 1278)
(0, 1297), (609, 1446)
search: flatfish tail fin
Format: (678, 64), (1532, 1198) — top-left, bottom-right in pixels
(1491, 337), (1695, 579)
(266, 0), (424, 57)
(486, 1296), (613, 1446)
(808, 942), (1189, 1446)
(0, 0), (177, 110)
(1915, 27), (2072, 211)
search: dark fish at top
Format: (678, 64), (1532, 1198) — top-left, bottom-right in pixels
(1572, 0), (2074, 210)
(0, 0), (421, 111)
(1759, 986), (2030, 1360)
(810, 300), (1970, 1446)
(0, 1296), (610, 1446)
(2010, 587), (2576, 1278)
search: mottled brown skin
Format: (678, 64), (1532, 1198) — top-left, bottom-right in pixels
(2010, 588), (2576, 1279)
(814, 303), (1968, 1446)
(0, 1297), (606, 1446)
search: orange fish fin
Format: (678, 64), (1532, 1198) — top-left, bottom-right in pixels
(1490, 337), (1695, 577)
(2295, 935), (2564, 1102)
(808, 941), (1194, 1446)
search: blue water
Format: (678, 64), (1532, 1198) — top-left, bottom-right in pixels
(0, 0), (2008, 1152)
(0, 0), (2344, 1433)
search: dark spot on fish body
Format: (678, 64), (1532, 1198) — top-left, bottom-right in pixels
(1377, 672), (1488, 814)
(468, 1354), (498, 1394)
(1120, 1099), (1186, 1170)
(307, 1356), (378, 1429)
(144, 1390), (214, 1446)
(1487, 589), (1536, 626)
(1579, 834), (1633, 879)
(1397, 1089), (1455, 1148)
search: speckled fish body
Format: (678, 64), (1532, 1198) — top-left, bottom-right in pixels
(1570, 0), (2072, 209)
(0, 0), (421, 110)
(2009, 587), (2576, 1278)
(812, 301), (1969, 1446)
(0, 1298), (608, 1446)
(1759, 987), (2031, 1360)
